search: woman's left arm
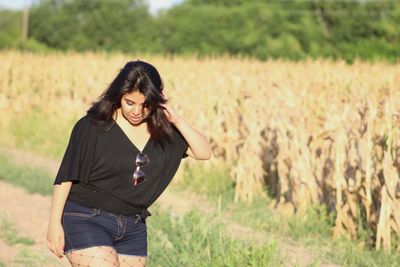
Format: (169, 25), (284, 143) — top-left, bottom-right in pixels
(162, 102), (212, 160)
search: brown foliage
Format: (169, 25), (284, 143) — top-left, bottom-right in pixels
(2, 51), (400, 251)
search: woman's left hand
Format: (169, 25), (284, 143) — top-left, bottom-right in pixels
(161, 93), (181, 125)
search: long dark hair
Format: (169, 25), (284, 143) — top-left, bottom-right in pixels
(87, 60), (174, 146)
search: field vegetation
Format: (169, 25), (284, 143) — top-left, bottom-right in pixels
(1, 51), (400, 261)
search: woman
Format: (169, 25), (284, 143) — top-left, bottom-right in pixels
(46, 60), (212, 267)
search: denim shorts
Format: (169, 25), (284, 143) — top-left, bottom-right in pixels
(61, 200), (147, 256)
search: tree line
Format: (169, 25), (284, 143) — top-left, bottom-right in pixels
(0, 0), (399, 62)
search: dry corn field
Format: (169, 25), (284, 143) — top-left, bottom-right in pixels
(1, 51), (400, 252)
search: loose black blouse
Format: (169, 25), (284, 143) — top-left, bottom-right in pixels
(53, 115), (188, 218)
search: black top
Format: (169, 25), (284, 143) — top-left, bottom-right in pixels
(53, 115), (188, 218)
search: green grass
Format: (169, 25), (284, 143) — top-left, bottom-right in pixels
(172, 165), (400, 267)
(4, 110), (79, 159)
(0, 146), (400, 266)
(147, 206), (285, 267)
(0, 211), (35, 246)
(287, 205), (334, 242)
(13, 246), (60, 267)
(173, 164), (235, 209)
(0, 150), (285, 266)
(0, 153), (53, 196)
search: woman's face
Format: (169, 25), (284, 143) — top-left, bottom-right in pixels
(120, 91), (151, 125)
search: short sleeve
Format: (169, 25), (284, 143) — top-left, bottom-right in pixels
(53, 115), (98, 185)
(172, 126), (189, 159)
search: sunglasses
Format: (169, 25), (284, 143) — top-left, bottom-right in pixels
(133, 152), (149, 186)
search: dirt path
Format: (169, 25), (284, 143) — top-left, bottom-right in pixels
(0, 180), (69, 266)
(0, 146), (340, 267)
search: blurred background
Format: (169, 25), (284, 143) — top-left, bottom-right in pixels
(0, 1), (400, 266)
(1, 0), (399, 62)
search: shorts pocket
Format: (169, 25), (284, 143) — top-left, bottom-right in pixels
(63, 201), (100, 218)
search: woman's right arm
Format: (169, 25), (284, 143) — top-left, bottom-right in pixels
(46, 181), (72, 258)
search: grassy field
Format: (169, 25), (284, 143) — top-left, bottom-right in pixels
(1, 50), (400, 265)
(0, 153), (285, 266)
(1, 152), (400, 266)
(175, 165), (400, 267)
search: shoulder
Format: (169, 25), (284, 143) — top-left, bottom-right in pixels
(75, 114), (96, 126)
(71, 114), (99, 136)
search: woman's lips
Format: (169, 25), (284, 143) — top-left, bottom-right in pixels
(130, 115), (141, 121)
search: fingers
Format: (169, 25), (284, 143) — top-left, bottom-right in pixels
(47, 239), (64, 258)
(54, 241), (63, 258)
(161, 91), (171, 101)
(51, 242), (58, 257)
(160, 102), (169, 111)
(57, 237), (65, 258)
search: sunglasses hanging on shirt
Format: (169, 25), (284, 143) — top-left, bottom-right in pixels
(133, 152), (149, 186)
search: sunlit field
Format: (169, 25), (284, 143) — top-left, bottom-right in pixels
(1, 50), (400, 257)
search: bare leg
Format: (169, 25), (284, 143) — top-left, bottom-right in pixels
(65, 245), (119, 267)
(118, 254), (147, 267)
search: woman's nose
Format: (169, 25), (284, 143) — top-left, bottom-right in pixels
(132, 105), (142, 115)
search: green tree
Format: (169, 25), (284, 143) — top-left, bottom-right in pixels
(1, 0), (399, 62)
(0, 9), (22, 48)
(29, 0), (153, 52)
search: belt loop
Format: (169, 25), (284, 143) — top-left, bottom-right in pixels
(134, 214), (141, 223)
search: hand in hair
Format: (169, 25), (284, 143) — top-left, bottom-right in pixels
(160, 91), (181, 125)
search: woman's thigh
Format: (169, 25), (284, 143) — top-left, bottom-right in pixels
(118, 254), (147, 267)
(66, 245), (119, 267)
